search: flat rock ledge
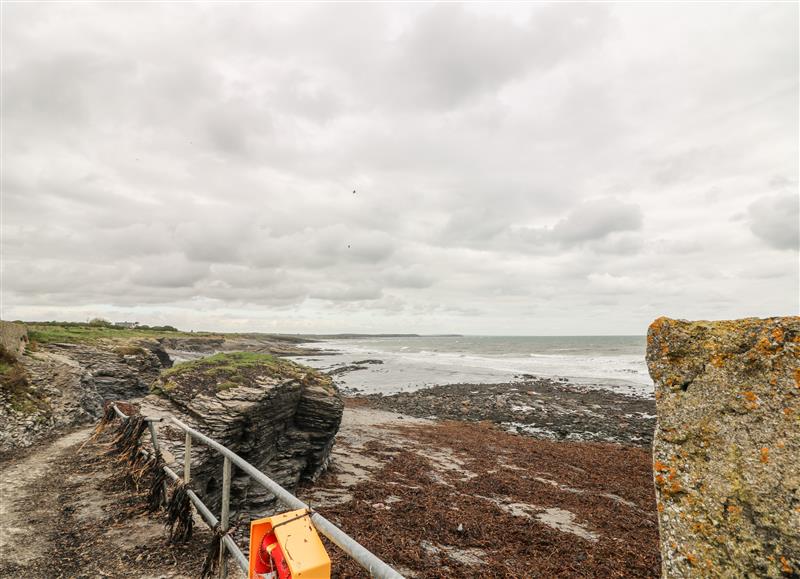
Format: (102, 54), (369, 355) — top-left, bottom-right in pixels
(647, 316), (799, 578)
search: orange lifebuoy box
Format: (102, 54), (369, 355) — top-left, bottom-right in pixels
(249, 509), (331, 579)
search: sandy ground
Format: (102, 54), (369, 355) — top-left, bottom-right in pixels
(0, 427), (93, 569)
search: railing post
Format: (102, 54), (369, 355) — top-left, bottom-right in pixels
(109, 405), (404, 578)
(219, 456), (231, 579)
(147, 421), (159, 451)
(184, 432), (192, 483)
(147, 421), (169, 498)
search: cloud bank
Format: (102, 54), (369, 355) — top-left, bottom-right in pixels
(2, 3), (798, 334)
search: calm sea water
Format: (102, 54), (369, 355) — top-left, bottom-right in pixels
(295, 335), (654, 398)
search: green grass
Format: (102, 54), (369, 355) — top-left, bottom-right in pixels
(216, 380), (240, 391)
(26, 322), (208, 345)
(163, 351), (298, 378)
(23, 321), (317, 349)
(155, 351), (331, 396)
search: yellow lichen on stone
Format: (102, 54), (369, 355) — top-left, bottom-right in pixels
(648, 316), (799, 578)
(781, 557), (794, 574)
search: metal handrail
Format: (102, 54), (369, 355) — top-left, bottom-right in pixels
(111, 403), (403, 579)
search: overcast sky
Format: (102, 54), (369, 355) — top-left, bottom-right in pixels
(1, 2), (798, 335)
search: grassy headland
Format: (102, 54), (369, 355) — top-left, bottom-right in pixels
(153, 351), (333, 397)
(25, 321), (209, 346)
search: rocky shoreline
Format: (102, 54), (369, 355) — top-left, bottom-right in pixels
(350, 378), (656, 446)
(2, 323), (661, 577)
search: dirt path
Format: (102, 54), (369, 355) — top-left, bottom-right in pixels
(0, 427), (221, 578)
(0, 427), (93, 569)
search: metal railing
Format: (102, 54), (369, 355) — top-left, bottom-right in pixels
(111, 403), (404, 579)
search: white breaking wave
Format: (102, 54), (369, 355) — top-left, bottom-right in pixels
(297, 336), (654, 398)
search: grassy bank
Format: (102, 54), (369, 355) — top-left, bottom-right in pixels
(154, 351), (331, 397)
(24, 321), (212, 346)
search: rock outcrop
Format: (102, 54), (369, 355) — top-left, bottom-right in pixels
(647, 317), (799, 577)
(54, 342), (166, 415)
(0, 339), (170, 453)
(146, 352), (343, 522)
(0, 321), (28, 359)
(160, 334), (320, 363)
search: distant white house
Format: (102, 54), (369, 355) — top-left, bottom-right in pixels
(113, 321), (139, 329)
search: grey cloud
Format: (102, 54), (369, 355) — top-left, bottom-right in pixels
(175, 216), (255, 263)
(383, 3), (612, 110)
(130, 255), (209, 288)
(309, 284), (383, 302)
(747, 192), (800, 251)
(2, 3), (797, 333)
(497, 199), (644, 253)
(551, 199), (643, 244)
(382, 266), (436, 289)
(588, 232), (645, 256)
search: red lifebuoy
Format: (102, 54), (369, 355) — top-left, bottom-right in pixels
(254, 531), (292, 579)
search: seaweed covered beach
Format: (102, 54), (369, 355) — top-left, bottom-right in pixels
(300, 403), (661, 578)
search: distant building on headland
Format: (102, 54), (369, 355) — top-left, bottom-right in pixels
(113, 321), (139, 329)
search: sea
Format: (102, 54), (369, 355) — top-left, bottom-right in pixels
(294, 335), (654, 398)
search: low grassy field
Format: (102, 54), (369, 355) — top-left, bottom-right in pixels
(24, 322), (215, 346)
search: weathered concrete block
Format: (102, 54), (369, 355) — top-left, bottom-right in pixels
(0, 321), (28, 359)
(647, 317), (799, 577)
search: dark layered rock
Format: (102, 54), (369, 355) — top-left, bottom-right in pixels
(48, 341), (167, 416)
(159, 336), (226, 354)
(0, 339), (170, 453)
(647, 317), (799, 578)
(160, 334), (321, 362)
(142, 341), (173, 368)
(147, 353), (343, 522)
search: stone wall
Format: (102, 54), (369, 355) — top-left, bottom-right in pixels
(647, 316), (799, 577)
(0, 321), (28, 359)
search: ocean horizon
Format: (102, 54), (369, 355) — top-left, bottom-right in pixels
(295, 334), (654, 398)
